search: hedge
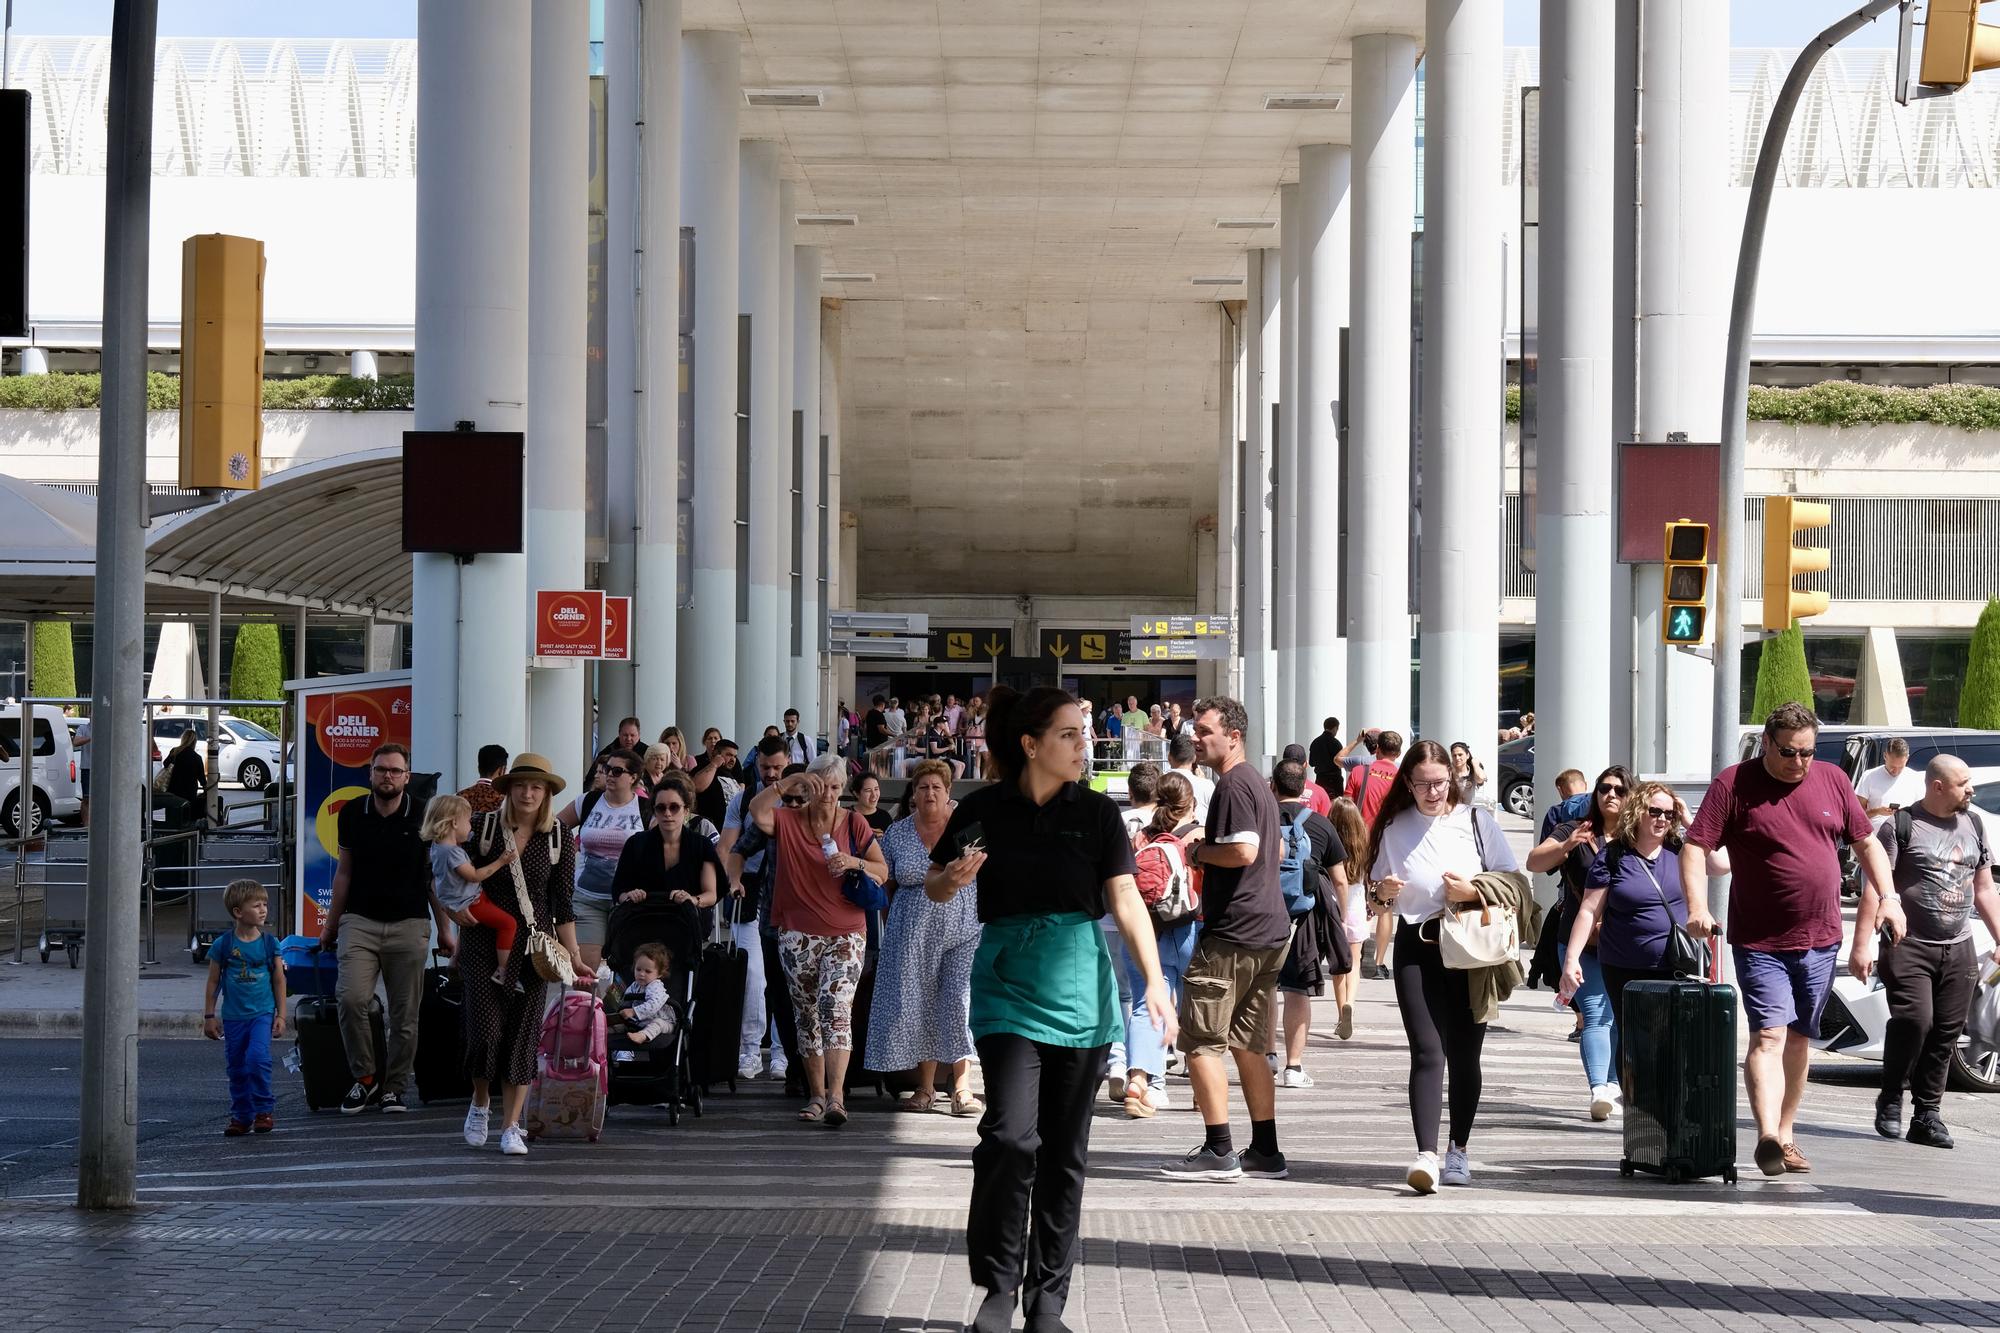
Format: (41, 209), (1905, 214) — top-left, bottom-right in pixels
(228, 624), (285, 733)
(1961, 598), (2000, 730)
(1751, 624), (1814, 722)
(1502, 380), (2000, 430)
(30, 622), (76, 700)
(0, 372), (413, 412)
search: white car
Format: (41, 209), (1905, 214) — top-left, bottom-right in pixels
(0, 704), (83, 838)
(150, 712), (289, 791)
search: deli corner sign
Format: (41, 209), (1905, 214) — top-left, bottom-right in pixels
(534, 590), (631, 662)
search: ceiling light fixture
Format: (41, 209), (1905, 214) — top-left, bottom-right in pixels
(796, 213), (859, 227)
(1190, 276), (1243, 286)
(823, 272), (876, 283)
(745, 87), (826, 108)
(1263, 92), (1344, 111)
(1214, 218), (1277, 230)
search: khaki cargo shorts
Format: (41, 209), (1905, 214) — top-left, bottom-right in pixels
(1176, 935), (1287, 1059)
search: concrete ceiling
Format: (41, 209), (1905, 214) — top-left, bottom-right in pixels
(685, 0), (1428, 302)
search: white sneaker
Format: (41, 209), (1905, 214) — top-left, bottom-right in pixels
(1441, 1144), (1472, 1186)
(462, 1104), (491, 1148)
(1590, 1084), (1617, 1122)
(1406, 1151), (1441, 1194)
(738, 1063), (762, 1082)
(1149, 1081), (1171, 1111)
(498, 1125), (529, 1156)
(1266, 1051), (1280, 1075)
(1106, 1066), (1128, 1102)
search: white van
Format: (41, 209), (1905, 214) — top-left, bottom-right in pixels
(0, 704), (83, 838)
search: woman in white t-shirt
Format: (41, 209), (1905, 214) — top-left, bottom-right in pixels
(556, 749), (649, 970)
(1364, 738), (1518, 1196)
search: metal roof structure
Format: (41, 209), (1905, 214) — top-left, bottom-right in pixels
(0, 449), (410, 621)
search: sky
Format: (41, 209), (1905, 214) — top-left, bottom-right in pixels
(2, 0), (1905, 45)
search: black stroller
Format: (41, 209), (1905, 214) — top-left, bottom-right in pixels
(602, 895), (703, 1124)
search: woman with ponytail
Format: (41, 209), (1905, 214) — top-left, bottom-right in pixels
(925, 685), (1175, 1333)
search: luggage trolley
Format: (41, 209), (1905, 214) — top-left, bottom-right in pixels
(34, 831), (90, 966)
(186, 832), (284, 964)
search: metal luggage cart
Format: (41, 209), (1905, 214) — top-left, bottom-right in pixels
(35, 832), (90, 966)
(186, 851), (283, 965)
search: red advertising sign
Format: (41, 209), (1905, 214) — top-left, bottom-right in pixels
(535, 589), (605, 658)
(602, 595), (630, 662)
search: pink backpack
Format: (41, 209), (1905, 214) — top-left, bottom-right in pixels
(524, 991), (608, 1142)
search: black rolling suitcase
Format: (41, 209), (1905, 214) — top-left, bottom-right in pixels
(1619, 977), (1739, 1184)
(414, 954), (471, 1104)
(292, 949), (386, 1111)
(693, 911), (748, 1093)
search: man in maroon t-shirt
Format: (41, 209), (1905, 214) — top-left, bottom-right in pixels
(1683, 701), (1899, 1178)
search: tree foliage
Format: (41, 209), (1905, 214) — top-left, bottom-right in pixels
(30, 622), (76, 700)
(1751, 625), (1814, 723)
(229, 624), (285, 732)
(1960, 598), (2000, 730)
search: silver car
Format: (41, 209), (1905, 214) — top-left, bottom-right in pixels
(151, 713), (289, 791)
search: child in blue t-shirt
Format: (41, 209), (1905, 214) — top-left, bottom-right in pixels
(202, 879), (287, 1136)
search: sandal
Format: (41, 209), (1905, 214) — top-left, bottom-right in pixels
(899, 1090), (938, 1113)
(824, 1100), (849, 1128)
(797, 1098), (826, 1123)
(950, 1089), (985, 1118)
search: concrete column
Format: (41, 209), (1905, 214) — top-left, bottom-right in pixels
(595, 0), (640, 728)
(775, 180), (797, 704)
(1296, 143), (1351, 739)
(1348, 33), (1418, 740)
(1531, 0), (1616, 817)
(1852, 628), (1913, 727)
(837, 510), (859, 719)
(738, 140), (783, 744)
(792, 247), (823, 739)
(293, 605), (308, 680)
(411, 0), (530, 787)
(525, 0), (591, 790)
(1243, 247), (1277, 766)
(823, 309), (851, 726)
(633, 0), (683, 738)
(348, 349), (378, 380)
(1638, 0), (1728, 776)
(1274, 181), (1301, 749)
(1215, 302), (1239, 700)
(1418, 0), (1503, 786)
(678, 31), (739, 740)
(20, 346), (48, 374)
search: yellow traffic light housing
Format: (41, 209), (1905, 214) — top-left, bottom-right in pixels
(1920, 0), (2000, 89)
(1760, 495), (1831, 632)
(1662, 520), (1709, 645)
(179, 233), (265, 491)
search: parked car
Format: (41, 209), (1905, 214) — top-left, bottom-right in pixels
(150, 712), (289, 791)
(1497, 736), (1535, 818)
(0, 704), (83, 838)
(1735, 724), (1867, 769)
(1839, 728), (2000, 784)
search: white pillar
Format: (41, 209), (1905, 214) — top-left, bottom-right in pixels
(411, 0), (530, 788)
(1274, 181), (1301, 750)
(1532, 0), (1617, 817)
(1348, 33), (1418, 740)
(678, 30), (739, 741)
(738, 139), (783, 744)
(1244, 246), (1277, 765)
(1296, 143), (1351, 739)
(1418, 0), (1503, 782)
(775, 180), (798, 703)
(596, 0), (640, 730)
(1639, 0), (1728, 776)
(792, 246), (823, 739)
(1215, 302), (1239, 700)
(525, 0), (591, 790)
(348, 349), (378, 380)
(633, 0), (684, 740)
(823, 311), (851, 726)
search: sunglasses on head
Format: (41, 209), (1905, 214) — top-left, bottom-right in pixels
(1771, 745), (1813, 760)
(1596, 781), (1626, 796)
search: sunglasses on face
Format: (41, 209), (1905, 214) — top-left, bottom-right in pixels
(781, 795), (808, 808)
(1772, 745), (1813, 760)
(1596, 782), (1625, 796)
(653, 802), (684, 815)
(605, 766), (634, 779)
(1645, 806), (1676, 820)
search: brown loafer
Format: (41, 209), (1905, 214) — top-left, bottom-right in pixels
(1753, 1136), (1785, 1176)
(1780, 1142), (1811, 1173)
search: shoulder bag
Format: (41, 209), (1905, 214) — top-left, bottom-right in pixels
(838, 813), (890, 913)
(485, 814), (576, 986)
(1633, 848), (1710, 980)
(1435, 806), (1519, 970)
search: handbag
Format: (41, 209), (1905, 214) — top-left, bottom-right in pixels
(498, 818), (576, 986)
(1435, 901), (1520, 970)
(838, 819), (889, 913)
(1634, 851), (1710, 981)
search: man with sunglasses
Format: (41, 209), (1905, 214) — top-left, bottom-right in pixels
(723, 737), (797, 1083)
(1684, 701), (1898, 1177)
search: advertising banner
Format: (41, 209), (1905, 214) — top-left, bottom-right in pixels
(603, 595), (631, 662)
(535, 589), (606, 658)
(291, 671), (413, 936)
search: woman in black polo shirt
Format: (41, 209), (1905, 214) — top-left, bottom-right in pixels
(925, 685), (1174, 1333)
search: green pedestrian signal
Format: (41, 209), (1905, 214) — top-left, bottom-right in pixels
(1665, 605), (1706, 644)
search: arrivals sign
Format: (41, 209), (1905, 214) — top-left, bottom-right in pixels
(930, 625), (1013, 662)
(292, 671), (412, 936)
(1130, 614), (1232, 639)
(1037, 627), (1129, 664)
(535, 589), (606, 659)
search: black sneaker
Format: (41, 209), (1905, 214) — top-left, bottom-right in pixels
(1874, 1096), (1902, 1140)
(378, 1090), (409, 1114)
(339, 1081), (382, 1115)
(1160, 1145), (1242, 1181)
(1240, 1147), (1290, 1180)
(1907, 1110), (1955, 1150)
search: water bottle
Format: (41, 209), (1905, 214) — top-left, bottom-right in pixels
(820, 833), (840, 866)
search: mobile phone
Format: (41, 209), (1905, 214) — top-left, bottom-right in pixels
(958, 822), (987, 856)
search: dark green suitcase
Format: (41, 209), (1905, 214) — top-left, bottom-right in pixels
(1619, 979), (1739, 1184)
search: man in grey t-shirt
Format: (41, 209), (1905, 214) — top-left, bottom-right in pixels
(1857, 755), (2000, 1149)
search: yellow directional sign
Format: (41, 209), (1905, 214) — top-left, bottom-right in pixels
(1080, 633), (1106, 661)
(946, 631), (972, 660)
(1040, 626), (1132, 662)
(1129, 614), (1233, 639)
(928, 625), (1011, 661)
(983, 632), (1008, 657)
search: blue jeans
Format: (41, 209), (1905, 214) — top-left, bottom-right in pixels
(1565, 945), (1615, 1088)
(224, 1016), (275, 1124)
(1120, 917), (1200, 1081)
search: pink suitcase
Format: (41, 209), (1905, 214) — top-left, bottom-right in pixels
(524, 990), (608, 1142)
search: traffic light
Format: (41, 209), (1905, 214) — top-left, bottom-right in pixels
(1920, 0), (2000, 89)
(1661, 520), (1709, 645)
(1760, 495), (1831, 632)
(179, 233), (265, 491)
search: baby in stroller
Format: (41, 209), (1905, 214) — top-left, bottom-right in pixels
(615, 943), (679, 1044)
(600, 892), (702, 1118)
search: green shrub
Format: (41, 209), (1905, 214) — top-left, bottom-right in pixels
(228, 624), (285, 732)
(30, 622), (76, 699)
(1751, 624), (1814, 722)
(0, 371), (410, 412)
(1960, 598), (2000, 730)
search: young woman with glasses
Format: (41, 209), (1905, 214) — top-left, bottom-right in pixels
(1363, 738), (1519, 1194)
(1526, 765), (1634, 1122)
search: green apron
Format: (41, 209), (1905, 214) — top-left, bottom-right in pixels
(969, 911), (1123, 1049)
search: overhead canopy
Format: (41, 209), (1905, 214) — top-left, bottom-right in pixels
(0, 449), (411, 621)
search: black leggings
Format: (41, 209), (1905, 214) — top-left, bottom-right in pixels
(1597, 960), (1672, 1084)
(1393, 918), (1486, 1153)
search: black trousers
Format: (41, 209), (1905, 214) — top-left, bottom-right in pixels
(967, 1033), (1109, 1319)
(760, 929), (801, 1070)
(1881, 935), (1978, 1111)
(1392, 919), (1487, 1153)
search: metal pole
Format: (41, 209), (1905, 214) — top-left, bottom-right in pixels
(14, 619), (31, 962)
(1712, 0), (1901, 775)
(206, 594), (221, 824)
(79, 0), (155, 1212)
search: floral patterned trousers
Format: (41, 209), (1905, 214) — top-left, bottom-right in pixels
(777, 929), (866, 1056)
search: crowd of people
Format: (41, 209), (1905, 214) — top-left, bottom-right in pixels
(198, 685), (2000, 1332)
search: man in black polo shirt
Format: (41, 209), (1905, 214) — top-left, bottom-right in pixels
(320, 742), (451, 1114)
(1163, 695), (1291, 1182)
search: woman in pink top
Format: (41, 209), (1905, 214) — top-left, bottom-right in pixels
(748, 752), (889, 1127)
